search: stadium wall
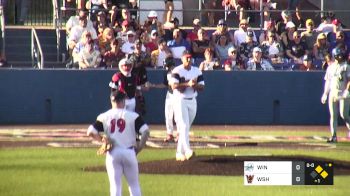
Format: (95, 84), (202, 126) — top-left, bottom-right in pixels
(0, 69), (328, 125)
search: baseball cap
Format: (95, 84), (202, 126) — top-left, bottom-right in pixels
(151, 29), (158, 36)
(110, 90), (126, 102)
(285, 21), (296, 29)
(193, 18), (201, 26)
(303, 54), (312, 61)
(253, 47), (262, 53)
(126, 30), (135, 36)
(182, 50), (192, 58)
(217, 19), (227, 26)
(306, 19), (314, 26)
(332, 19), (341, 25)
(246, 30), (254, 37)
(148, 10), (158, 18)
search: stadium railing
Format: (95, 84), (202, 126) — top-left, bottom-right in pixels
(31, 28), (44, 69)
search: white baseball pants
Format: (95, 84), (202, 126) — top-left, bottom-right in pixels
(165, 92), (175, 135)
(328, 91), (350, 137)
(106, 147), (141, 196)
(173, 98), (197, 155)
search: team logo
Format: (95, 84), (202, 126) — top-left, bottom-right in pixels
(244, 163), (254, 172)
(246, 175), (254, 184)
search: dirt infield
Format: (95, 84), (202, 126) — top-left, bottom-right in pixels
(84, 155), (350, 176)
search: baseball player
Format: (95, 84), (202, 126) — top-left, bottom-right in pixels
(321, 47), (350, 143)
(87, 90), (149, 196)
(170, 50), (205, 161)
(109, 58), (141, 112)
(147, 56), (177, 142)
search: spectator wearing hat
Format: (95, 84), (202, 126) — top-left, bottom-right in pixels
(223, 46), (244, 70)
(215, 35), (234, 62)
(146, 10), (164, 37)
(66, 10), (93, 40)
(313, 33), (330, 61)
(78, 39), (102, 69)
(301, 19), (318, 53)
(187, 19), (201, 43)
(233, 19), (256, 47)
(211, 19), (234, 46)
(299, 54), (315, 71)
(192, 28), (212, 60)
(286, 31), (308, 65)
(145, 30), (159, 54)
(164, 0), (174, 23)
(280, 21), (296, 50)
(199, 48), (221, 71)
(260, 30), (285, 64)
(239, 30), (259, 62)
(151, 38), (172, 68)
(246, 47), (274, 71)
(122, 30), (145, 54)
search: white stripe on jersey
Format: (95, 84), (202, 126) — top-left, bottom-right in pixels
(170, 64), (205, 98)
(97, 108), (148, 148)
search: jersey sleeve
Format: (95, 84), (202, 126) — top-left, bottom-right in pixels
(135, 115), (149, 135)
(170, 70), (180, 85)
(87, 113), (105, 135)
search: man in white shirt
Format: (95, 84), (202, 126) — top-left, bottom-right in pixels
(170, 50), (205, 161)
(68, 15), (98, 51)
(233, 19), (257, 47)
(122, 31), (146, 54)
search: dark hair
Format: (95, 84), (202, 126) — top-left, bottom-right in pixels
(110, 90), (126, 102)
(157, 38), (166, 45)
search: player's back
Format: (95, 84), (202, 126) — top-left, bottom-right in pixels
(98, 108), (139, 149)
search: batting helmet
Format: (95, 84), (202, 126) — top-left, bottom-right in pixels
(332, 47), (346, 60)
(163, 56), (175, 70)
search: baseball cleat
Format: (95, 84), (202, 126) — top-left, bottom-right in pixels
(176, 154), (186, 162)
(185, 151), (195, 160)
(326, 137), (338, 143)
(164, 134), (175, 142)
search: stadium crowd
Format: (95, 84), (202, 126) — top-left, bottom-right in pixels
(64, 0), (350, 71)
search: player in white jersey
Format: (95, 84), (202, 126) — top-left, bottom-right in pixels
(170, 50), (205, 161)
(87, 90), (150, 196)
(321, 47), (350, 142)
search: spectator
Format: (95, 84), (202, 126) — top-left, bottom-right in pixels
(233, 19), (256, 47)
(299, 54), (316, 71)
(275, 10), (292, 37)
(128, 0), (139, 21)
(145, 30), (159, 54)
(130, 39), (151, 69)
(118, 20), (131, 42)
(259, 20), (277, 44)
(68, 15), (98, 51)
(187, 18), (201, 43)
(222, 0), (250, 21)
(313, 33), (330, 61)
(280, 21), (296, 50)
(211, 19), (234, 45)
(164, 0), (174, 23)
(246, 47), (274, 71)
(199, 48), (221, 71)
(72, 31), (98, 65)
(223, 46), (244, 70)
(78, 40), (101, 69)
(96, 11), (108, 36)
(167, 28), (191, 55)
(192, 28), (211, 60)
(215, 35), (233, 61)
(122, 30), (145, 54)
(102, 39), (125, 68)
(66, 10), (93, 40)
(203, 0), (217, 26)
(301, 19), (318, 53)
(286, 31), (308, 65)
(146, 10), (164, 36)
(151, 38), (172, 68)
(239, 30), (259, 62)
(316, 15), (334, 34)
(332, 19), (343, 33)
(330, 31), (349, 55)
(98, 27), (115, 55)
(121, 8), (138, 32)
(287, 0), (302, 27)
(260, 30), (284, 64)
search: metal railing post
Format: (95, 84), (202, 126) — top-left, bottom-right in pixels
(31, 28), (44, 69)
(0, 4), (5, 60)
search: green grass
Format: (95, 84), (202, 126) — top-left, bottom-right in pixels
(1, 147), (350, 196)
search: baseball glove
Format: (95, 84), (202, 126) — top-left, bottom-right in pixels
(97, 136), (113, 155)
